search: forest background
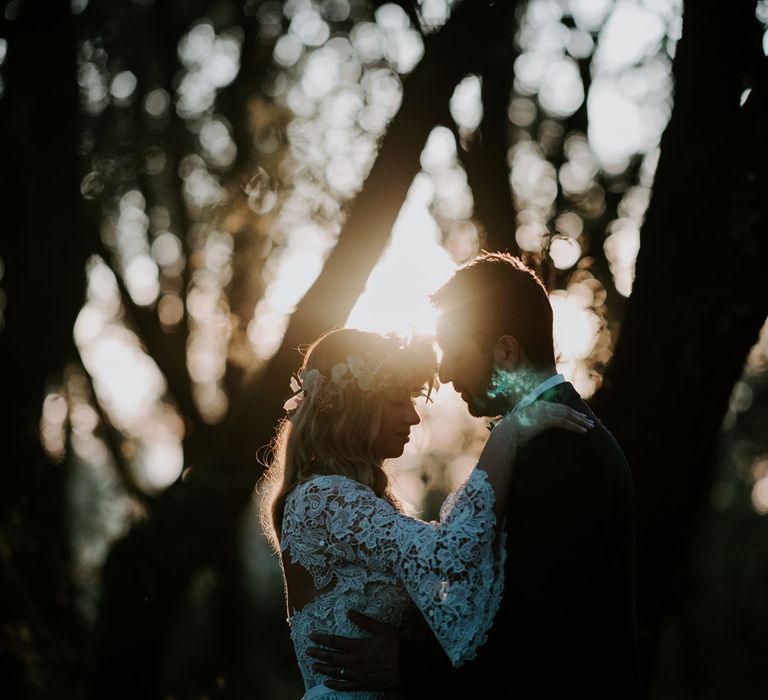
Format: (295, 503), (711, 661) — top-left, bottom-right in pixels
(1, 0), (768, 698)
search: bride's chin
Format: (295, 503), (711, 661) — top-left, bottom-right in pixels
(378, 447), (404, 461)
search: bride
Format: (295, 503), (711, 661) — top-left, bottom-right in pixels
(260, 328), (592, 699)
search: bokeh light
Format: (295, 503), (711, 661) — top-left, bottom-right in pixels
(77, 43), (109, 115)
(144, 87), (170, 117)
(550, 288), (602, 396)
(65, 0), (689, 525)
(593, 2), (666, 73)
(449, 74), (482, 133)
(40, 391), (68, 462)
(176, 22), (242, 119)
(74, 258), (184, 491)
(109, 70), (137, 104)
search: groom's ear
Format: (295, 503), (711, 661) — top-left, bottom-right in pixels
(493, 336), (520, 368)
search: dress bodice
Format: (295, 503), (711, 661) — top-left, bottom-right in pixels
(280, 469), (504, 699)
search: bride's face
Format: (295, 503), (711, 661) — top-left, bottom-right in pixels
(372, 387), (422, 459)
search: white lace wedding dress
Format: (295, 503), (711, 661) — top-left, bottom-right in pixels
(280, 468), (505, 699)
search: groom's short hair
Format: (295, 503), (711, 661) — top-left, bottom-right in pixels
(431, 252), (556, 369)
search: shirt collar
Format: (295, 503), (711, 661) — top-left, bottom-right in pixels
(511, 373), (566, 415)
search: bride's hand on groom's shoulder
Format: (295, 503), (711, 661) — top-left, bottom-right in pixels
(497, 402), (594, 445)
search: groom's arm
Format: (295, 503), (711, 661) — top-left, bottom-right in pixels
(307, 611), (401, 693)
(308, 611), (469, 697)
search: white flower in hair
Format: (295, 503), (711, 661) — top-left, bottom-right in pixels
(331, 362), (350, 389)
(346, 354), (375, 391)
(283, 373), (307, 412)
(283, 393), (303, 412)
(346, 354), (366, 375)
(283, 336), (438, 417)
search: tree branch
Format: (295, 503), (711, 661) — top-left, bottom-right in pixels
(227, 0), (524, 466)
(453, 35), (519, 255)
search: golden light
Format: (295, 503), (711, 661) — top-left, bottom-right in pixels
(549, 235), (582, 270)
(342, 168), (492, 506)
(346, 173), (456, 337)
(248, 299), (290, 361)
(550, 290), (600, 361)
(550, 289), (601, 397)
(265, 246), (325, 314)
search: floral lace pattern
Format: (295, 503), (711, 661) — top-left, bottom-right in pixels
(280, 469), (505, 698)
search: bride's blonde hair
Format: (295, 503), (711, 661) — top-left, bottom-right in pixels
(259, 328), (437, 552)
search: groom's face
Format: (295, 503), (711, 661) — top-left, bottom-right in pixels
(435, 320), (497, 418)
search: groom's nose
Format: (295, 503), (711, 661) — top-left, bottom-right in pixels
(437, 358), (454, 385)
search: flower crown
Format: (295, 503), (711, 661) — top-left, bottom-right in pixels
(283, 340), (437, 417)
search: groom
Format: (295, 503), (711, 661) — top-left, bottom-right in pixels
(308, 253), (641, 697)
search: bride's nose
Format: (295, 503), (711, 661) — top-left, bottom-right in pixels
(404, 402), (421, 426)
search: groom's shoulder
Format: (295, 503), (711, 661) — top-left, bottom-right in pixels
(541, 383), (628, 463)
(513, 425), (631, 520)
(519, 400), (630, 487)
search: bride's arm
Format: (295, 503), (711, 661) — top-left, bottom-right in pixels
(294, 473), (498, 666)
(476, 402), (594, 527)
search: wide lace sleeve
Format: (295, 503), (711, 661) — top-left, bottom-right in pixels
(281, 469), (506, 666)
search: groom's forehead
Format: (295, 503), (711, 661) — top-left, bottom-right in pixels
(436, 309), (476, 340)
(435, 312), (460, 343)
(436, 315), (478, 351)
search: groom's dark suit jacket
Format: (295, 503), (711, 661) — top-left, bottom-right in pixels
(398, 382), (640, 698)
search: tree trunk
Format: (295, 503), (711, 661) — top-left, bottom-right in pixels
(591, 0), (768, 684)
(0, 5), (91, 696)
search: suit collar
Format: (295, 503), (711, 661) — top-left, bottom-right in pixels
(511, 373), (566, 414)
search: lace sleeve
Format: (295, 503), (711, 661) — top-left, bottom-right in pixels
(282, 470), (506, 666)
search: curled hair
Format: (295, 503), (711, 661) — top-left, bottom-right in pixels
(259, 328), (437, 552)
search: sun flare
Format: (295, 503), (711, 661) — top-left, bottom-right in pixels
(345, 174), (457, 338)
